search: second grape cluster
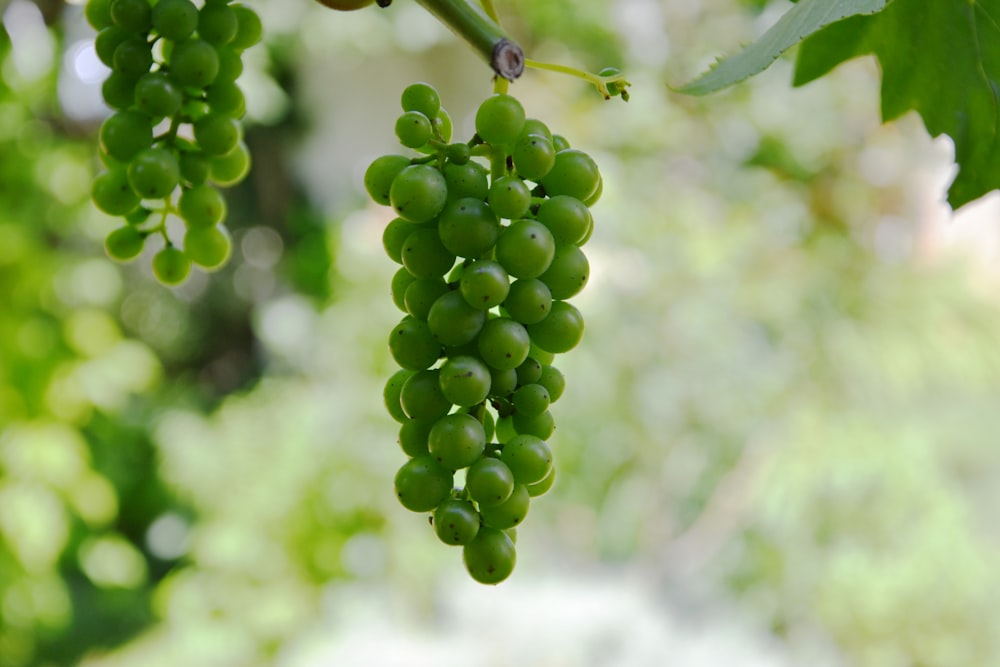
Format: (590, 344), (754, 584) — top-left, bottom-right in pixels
(369, 83), (599, 584)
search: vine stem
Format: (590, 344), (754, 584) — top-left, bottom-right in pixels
(414, 0), (524, 80)
(524, 58), (630, 99)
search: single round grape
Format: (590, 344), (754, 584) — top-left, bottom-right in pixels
(128, 147), (180, 199)
(184, 225), (232, 269)
(528, 342), (555, 366)
(394, 456), (453, 513)
(99, 111), (152, 162)
(540, 149), (601, 201)
(512, 409), (555, 440)
(215, 48), (244, 82)
(94, 26), (129, 68)
(512, 383), (550, 418)
(391, 267), (415, 312)
(433, 499), (480, 546)
(437, 197), (499, 258)
(463, 526), (516, 584)
(489, 366), (518, 398)
(194, 114), (240, 157)
(382, 217), (414, 264)
(384, 368), (414, 423)
(495, 219), (555, 279)
(169, 38), (220, 89)
(538, 365), (565, 402)
(428, 413), (485, 470)
(499, 434), (552, 485)
(398, 418), (434, 457)
(539, 244), (589, 300)
(110, 0), (151, 32)
(179, 184), (226, 227)
(487, 175), (531, 220)
(400, 369), (452, 420)
(390, 164), (448, 223)
(583, 173), (603, 207)
(152, 0), (198, 40)
(206, 81), (246, 117)
(466, 457), (515, 507)
(503, 278), (552, 325)
(446, 142), (471, 165)
(105, 225), (146, 261)
(536, 195), (591, 246)
(521, 118), (552, 140)
(152, 246), (191, 285)
(443, 160), (489, 201)
(388, 317), (441, 371)
(92, 168), (140, 215)
(134, 72), (183, 117)
(229, 4), (263, 50)
(399, 227), (454, 280)
(86, 0), (113, 30)
(438, 355), (491, 407)
(515, 357), (543, 386)
(479, 483), (530, 530)
(477, 317), (530, 370)
(526, 466), (555, 497)
(395, 110), (433, 149)
(364, 154), (410, 206)
(527, 300), (584, 354)
(552, 134), (571, 152)
(401, 82), (441, 118)
(433, 107), (453, 143)
(180, 151), (210, 185)
(475, 93), (525, 147)
(403, 278), (448, 321)
(427, 290), (486, 347)
(198, 3), (238, 45)
(512, 132), (556, 181)
(495, 415), (516, 443)
(459, 259), (509, 309)
(478, 408), (496, 443)
(112, 37), (153, 78)
(210, 142), (251, 186)
(101, 71), (140, 110)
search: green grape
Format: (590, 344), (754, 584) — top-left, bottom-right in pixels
(495, 415), (516, 443)
(99, 110), (153, 161)
(215, 48), (244, 82)
(134, 72), (183, 117)
(515, 357), (542, 386)
(477, 317), (530, 370)
(475, 93), (525, 147)
(229, 4), (263, 50)
(511, 132), (556, 181)
(94, 26), (129, 68)
(438, 355), (491, 407)
(384, 369), (414, 423)
(400, 82), (440, 118)
(443, 160), (489, 201)
(403, 278), (449, 321)
(466, 457), (514, 507)
(169, 38), (220, 88)
(364, 154), (411, 206)
(128, 147), (180, 199)
(512, 383), (550, 418)
(394, 456), (453, 512)
(433, 499), (480, 546)
(446, 142), (470, 164)
(434, 108), (453, 143)
(110, 0), (151, 32)
(526, 466), (555, 497)
(400, 369), (451, 420)
(152, 246), (191, 285)
(210, 142), (251, 186)
(104, 225), (146, 261)
(489, 366), (518, 398)
(390, 267), (415, 312)
(179, 151), (210, 186)
(527, 300), (584, 354)
(502, 278), (552, 325)
(398, 418), (434, 457)
(395, 111), (433, 149)
(459, 259), (509, 309)
(112, 37), (153, 78)
(382, 217), (414, 264)
(427, 290), (486, 347)
(198, 3), (238, 45)
(179, 184), (226, 227)
(400, 227), (455, 279)
(437, 197), (499, 258)
(463, 526), (516, 584)
(583, 174), (603, 207)
(152, 0), (199, 41)
(512, 409), (555, 440)
(478, 408), (496, 442)
(206, 81), (246, 117)
(536, 195), (591, 245)
(183, 225), (232, 269)
(86, 0), (113, 30)
(487, 175), (531, 220)
(91, 168), (140, 215)
(390, 164), (448, 223)
(521, 118), (552, 140)
(540, 149), (601, 201)
(388, 317), (441, 371)
(539, 244), (589, 300)
(528, 342), (555, 366)
(495, 219), (555, 279)
(479, 483), (530, 529)
(499, 434), (552, 484)
(538, 365), (565, 402)
(428, 413), (485, 470)
(194, 114), (240, 156)
(101, 71), (140, 111)
(552, 134), (570, 152)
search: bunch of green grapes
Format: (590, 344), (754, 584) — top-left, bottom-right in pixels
(86, 0), (262, 285)
(371, 83), (599, 584)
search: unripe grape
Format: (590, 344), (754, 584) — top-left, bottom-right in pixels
(94, 26), (129, 67)
(487, 175), (531, 220)
(479, 483), (530, 529)
(152, 0), (198, 41)
(401, 82), (441, 118)
(112, 37), (153, 77)
(390, 164), (448, 223)
(101, 72), (139, 110)
(394, 456), (453, 512)
(92, 168), (140, 215)
(438, 355), (491, 407)
(463, 526), (516, 584)
(395, 111), (433, 149)
(198, 3), (238, 45)
(503, 278), (551, 325)
(428, 413), (485, 470)
(194, 114), (240, 156)
(389, 317), (440, 371)
(433, 499), (480, 546)
(105, 225), (146, 261)
(466, 457), (515, 507)
(404, 278), (449, 321)
(152, 246), (191, 285)
(475, 94), (525, 147)
(100, 111), (152, 162)
(384, 369), (414, 423)
(128, 147), (180, 199)
(86, 0), (113, 30)
(170, 38), (220, 88)
(499, 434), (552, 484)
(495, 219), (555, 279)
(364, 154), (411, 206)
(398, 418), (433, 457)
(179, 184), (226, 227)
(110, 0), (151, 33)
(526, 300), (584, 354)
(184, 225), (232, 269)
(134, 72), (183, 118)
(210, 142), (251, 186)
(230, 5), (264, 50)
(540, 149), (601, 201)
(400, 369), (451, 420)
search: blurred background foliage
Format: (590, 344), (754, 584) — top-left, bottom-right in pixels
(1, 0), (999, 665)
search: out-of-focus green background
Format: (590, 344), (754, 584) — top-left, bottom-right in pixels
(2, 0), (999, 665)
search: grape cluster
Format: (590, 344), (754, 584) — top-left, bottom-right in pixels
(86, 0), (262, 285)
(370, 83), (599, 584)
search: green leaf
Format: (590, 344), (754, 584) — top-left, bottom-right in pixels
(674, 0), (889, 96)
(794, 0), (1000, 209)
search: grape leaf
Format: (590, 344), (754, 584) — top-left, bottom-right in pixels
(674, 0), (890, 95)
(794, 0), (1000, 209)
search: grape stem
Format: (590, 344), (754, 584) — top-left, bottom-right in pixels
(414, 0), (524, 80)
(524, 59), (631, 100)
